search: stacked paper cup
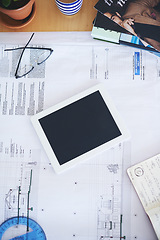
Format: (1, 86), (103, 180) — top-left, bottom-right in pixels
(55, 0), (83, 15)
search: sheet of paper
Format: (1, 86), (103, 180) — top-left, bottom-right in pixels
(127, 154), (160, 240)
(0, 135), (125, 239)
(0, 34), (159, 117)
(0, 32), (160, 240)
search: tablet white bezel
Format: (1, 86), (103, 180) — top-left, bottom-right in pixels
(31, 84), (130, 173)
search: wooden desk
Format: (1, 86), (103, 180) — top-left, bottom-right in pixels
(0, 0), (97, 32)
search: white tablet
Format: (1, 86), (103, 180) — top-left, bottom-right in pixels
(31, 84), (130, 173)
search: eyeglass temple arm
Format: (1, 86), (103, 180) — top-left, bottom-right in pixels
(15, 33), (35, 79)
(4, 46), (53, 52)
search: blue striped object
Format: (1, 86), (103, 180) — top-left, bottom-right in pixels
(55, 0), (83, 15)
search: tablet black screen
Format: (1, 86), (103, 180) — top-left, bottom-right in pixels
(39, 91), (121, 165)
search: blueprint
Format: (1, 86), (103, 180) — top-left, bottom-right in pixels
(0, 32), (160, 240)
(0, 133), (126, 240)
(0, 134), (125, 239)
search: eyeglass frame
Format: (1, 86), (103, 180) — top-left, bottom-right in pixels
(4, 33), (53, 79)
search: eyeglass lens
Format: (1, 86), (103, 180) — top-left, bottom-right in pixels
(17, 48), (52, 78)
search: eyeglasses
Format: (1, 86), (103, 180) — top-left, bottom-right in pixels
(4, 33), (53, 79)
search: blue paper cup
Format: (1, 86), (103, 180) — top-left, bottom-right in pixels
(55, 0), (83, 15)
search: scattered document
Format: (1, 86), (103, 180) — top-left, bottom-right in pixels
(127, 154), (160, 240)
(0, 32), (160, 240)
